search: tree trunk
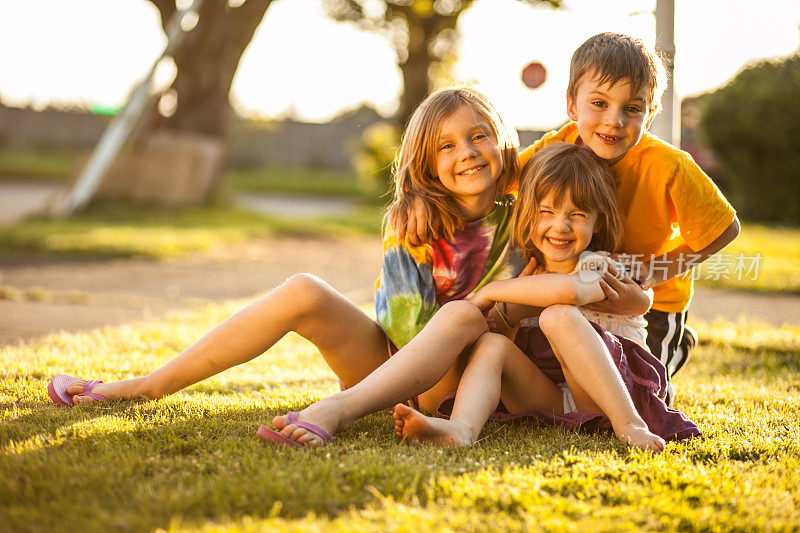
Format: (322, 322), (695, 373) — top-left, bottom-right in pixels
(155, 0), (273, 138)
(397, 21), (434, 128)
(393, 7), (459, 128)
(139, 0), (273, 200)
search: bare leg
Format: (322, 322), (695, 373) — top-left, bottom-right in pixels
(539, 305), (665, 452)
(394, 332), (562, 446)
(69, 274), (389, 403)
(273, 300), (490, 446)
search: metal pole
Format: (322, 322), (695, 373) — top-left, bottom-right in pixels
(651, 0), (679, 146)
(51, 0), (203, 217)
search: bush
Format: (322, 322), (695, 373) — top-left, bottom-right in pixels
(350, 121), (400, 197)
(700, 54), (800, 224)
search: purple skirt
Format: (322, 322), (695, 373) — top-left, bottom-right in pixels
(438, 322), (701, 442)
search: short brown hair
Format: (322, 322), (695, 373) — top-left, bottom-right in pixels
(386, 85), (519, 240)
(512, 143), (623, 262)
(567, 32), (667, 115)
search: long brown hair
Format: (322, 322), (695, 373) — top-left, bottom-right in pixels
(512, 143), (623, 261)
(385, 86), (519, 240)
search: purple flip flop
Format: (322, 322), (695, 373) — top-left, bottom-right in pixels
(257, 411), (334, 449)
(47, 374), (106, 406)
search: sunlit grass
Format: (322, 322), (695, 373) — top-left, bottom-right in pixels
(2, 304), (799, 532)
(0, 203), (383, 258)
(697, 223), (800, 293)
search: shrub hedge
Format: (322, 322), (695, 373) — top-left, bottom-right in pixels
(700, 54), (800, 224)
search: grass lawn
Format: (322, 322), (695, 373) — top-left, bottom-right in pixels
(230, 166), (370, 199)
(0, 202), (384, 259)
(696, 224), (800, 294)
(0, 150), (371, 199)
(0, 149), (78, 181)
(1, 302), (799, 532)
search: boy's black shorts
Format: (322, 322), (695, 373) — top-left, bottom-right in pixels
(644, 309), (688, 378)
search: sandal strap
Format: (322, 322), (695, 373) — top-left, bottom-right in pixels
(79, 380), (107, 401)
(286, 411), (333, 442)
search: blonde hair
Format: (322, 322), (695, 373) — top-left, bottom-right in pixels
(512, 143), (623, 262)
(567, 32), (667, 115)
(385, 86), (519, 240)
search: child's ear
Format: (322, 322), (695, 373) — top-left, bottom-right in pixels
(566, 95), (578, 122)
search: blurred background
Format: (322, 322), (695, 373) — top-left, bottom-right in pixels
(1, 0), (799, 346)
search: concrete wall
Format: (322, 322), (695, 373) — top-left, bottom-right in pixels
(229, 107), (384, 169)
(0, 105), (108, 150)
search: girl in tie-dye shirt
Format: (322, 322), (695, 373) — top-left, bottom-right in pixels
(375, 194), (525, 350)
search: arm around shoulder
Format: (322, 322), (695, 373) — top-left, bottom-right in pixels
(476, 273), (605, 309)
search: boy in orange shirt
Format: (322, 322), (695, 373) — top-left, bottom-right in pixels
(403, 33), (739, 404)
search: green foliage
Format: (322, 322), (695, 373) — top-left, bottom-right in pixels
(700, 54), (800, 223)
(2, 309), (799, 531)
(350, 121), (400, 197)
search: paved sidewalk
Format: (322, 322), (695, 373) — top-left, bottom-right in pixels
(0, 180), (62, 224)
(0, 236), (380, 346)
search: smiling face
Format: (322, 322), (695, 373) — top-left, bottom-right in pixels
(433, 104), (504, 219)
(567, 72), (654, 166)
(533, 190), (599, 274)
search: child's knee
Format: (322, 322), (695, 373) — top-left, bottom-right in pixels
(438, 300), (488, 337)
(469, 332), (514, 364)
(279, 273), (332, 314)
(538, 304), (583, 334)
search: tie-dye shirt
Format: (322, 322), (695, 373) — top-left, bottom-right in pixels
(375, 195), (526, 349)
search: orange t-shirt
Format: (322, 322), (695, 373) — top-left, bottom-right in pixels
(518, 122), (736, 313)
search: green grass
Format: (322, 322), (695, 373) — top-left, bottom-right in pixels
(1, 305), (799, 532)
(0, 203), (383, 258)
(0, 148), (374, 199)
(230, 166), (375, 199)
(0, 148), (78, 181)
(697, 224), (800, 293)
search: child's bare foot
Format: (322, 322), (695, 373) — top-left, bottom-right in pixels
(615, 422), (666, 453)
(393, 403), (474, 447)
(272, 397), (351, 448)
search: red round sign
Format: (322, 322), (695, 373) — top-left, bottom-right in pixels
(522, 62), (547, 89)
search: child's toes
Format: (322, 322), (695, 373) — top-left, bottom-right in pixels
(72, 394), (96, 405)
(272, 415), (289, 431)
(66, 381), (86, 395)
